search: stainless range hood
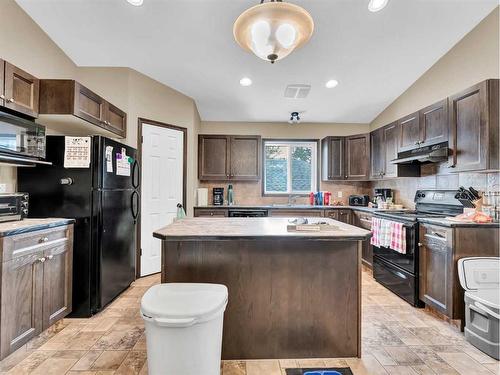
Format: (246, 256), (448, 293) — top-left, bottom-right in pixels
(391, 142), (449, 165)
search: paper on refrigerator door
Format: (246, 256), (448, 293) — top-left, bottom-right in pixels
(64, 136), (91, 168)
(105, 146), (113, 173)
(116, 147), (131, 176)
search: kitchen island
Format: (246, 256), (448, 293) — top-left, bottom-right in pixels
(153, 217), (371, 360)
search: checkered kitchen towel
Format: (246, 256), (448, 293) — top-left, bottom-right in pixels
(371, 218), (406, 254)
(389, 221), (406, 254)
(371, 218), (391, 248)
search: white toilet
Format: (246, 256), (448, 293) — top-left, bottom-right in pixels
(458, 257), (500, 360)
(141, 283), (228, 375)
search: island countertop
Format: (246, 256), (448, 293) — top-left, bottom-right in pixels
(153, 217), (372, 241)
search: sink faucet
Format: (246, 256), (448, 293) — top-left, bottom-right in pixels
(288, 195), (300, 205)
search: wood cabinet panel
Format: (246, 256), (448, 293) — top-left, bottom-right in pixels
(198, 135), (261, 181)
(0, 59), (4, 107)
(198, 135), (230, 180)
(448, 80), (499, 172)
(398, 112), (420, 152)
(105, 102), (127, 138)
(39, 80), (127, 138)
(0, 251), (43, 359)
(419, 225), (452, 316)
(345, 134), (369, 180)
(420, 99), (448, 147)
(3, 62), (39, 118)
(325, 209), (352, 224)
(0, 224), (73, 359)
(42, 241), (73, 329)
(370, 128), (384, 179)
(194, 209), (228, 217)
(229, 136), (260, 180)
(269, 209), (324, 218)
(327, 137), (345, 180)
(74, 82), (105, 126)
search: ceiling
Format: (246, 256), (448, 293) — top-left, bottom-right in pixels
(16, 0), (498, 123)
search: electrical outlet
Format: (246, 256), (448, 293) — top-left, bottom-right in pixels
(0, 184), (7, 193)
(337, 191), (343, 198)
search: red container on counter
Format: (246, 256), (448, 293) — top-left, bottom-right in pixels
(324, 192), (331, 206)
(309, 192), (315, 205)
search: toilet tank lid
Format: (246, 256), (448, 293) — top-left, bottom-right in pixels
(140, 283), (228, 321)
(458, 257), (500, 291)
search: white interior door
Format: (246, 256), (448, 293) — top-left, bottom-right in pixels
(141, 123), (184, 276)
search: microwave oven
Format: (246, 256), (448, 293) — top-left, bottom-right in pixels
(0, 111), (50, 166)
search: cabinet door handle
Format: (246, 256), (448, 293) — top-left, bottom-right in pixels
(430, 231), (445, 238)
(0, 94), (5, 100)
(39, 237), (49, 243)
(39, 257), (46, 263)
(418, 242), (423, 247)
(7, 98), (14, 103)
(47, 255), (54, 260)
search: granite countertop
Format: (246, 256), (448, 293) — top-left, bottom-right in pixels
(0, 218), (75, 237)
(153, 217), (372, 241)
(417, 217), (500, 228)
(194, 205), (402, 213)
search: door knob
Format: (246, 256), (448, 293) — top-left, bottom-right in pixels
(39, 237), (49, 243)
(7, 98), (14, 103)
(47, 255), (54, 260)
(0, 94), (4, 100)
(39, 257), (46, 263)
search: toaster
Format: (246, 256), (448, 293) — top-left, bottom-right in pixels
(349, 195), (370, 206)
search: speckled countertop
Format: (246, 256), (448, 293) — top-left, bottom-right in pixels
(0, 218), (75, 237)
(153, 217), (372, 241)
(194, 205), (402, 213)
(417, 217), (500, 228)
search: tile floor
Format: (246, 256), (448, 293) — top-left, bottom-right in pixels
(0, 268), (498, 374)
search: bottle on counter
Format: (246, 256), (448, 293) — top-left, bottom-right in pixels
(309, 192), (315, 206)
(176, 203), (186, 220)
(227, 184), (234, 206)
(324, 192), (331, 206)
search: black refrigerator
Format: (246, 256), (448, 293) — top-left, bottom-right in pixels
(18, 135), (139, 317)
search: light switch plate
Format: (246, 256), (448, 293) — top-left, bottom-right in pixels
(337, 191), (343, 198)
(0, 184), (7, 193)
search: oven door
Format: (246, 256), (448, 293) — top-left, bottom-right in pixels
(372, 221), (417, 274)
(0, 111), (46, 159)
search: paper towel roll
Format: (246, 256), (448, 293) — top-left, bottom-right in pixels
(197, 188), (208, 206)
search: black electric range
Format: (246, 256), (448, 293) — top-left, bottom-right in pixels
(372, 190), (463, 306)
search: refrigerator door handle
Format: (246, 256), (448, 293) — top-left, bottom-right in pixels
(132, 160), (140, 189)
(131, 190), (140, 223)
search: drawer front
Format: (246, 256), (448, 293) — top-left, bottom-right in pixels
(2, 226), (70, 262)
(270, 210), (324, 218)
(354, 211), (373, 230)
(194, 209), (228, 217)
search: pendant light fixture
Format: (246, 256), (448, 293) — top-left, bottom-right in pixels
(233, 0), (314, 64)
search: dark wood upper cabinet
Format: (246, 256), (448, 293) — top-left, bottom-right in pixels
(448, 79), (498, 172)
(345, 134), (370, 180)
(370, 127), (384, 179)
(105, 101), (127, 138)
(229, 136), (261, 180)
(322, 135), (369, 181)
(1, 61), (40, 118)
(322, 136), (344, 180)
(199, 135), (230, 180)
(198, 135), (260, 181)
(0, 59), (4, 107)
(398, 111), (420, 152)
(419, 99), (448, 147)
(39, 80), (127, 138)
(383, 121), (399, 178)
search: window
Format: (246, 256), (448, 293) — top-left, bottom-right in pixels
(263, 140), (317, 195)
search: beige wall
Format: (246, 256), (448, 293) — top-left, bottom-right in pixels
(371, 6), (500, 130)
(0, 0), (200, 214)
(201, 121), (369, 138)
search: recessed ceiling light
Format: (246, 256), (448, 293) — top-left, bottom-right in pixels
(127, 0), (143, 6)
(325, 79), (339, 89)
(368, 0), (389, 12)
(240, 77), (252, 87)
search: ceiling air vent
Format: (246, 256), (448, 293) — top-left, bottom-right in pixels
(284, 84), (311, 99)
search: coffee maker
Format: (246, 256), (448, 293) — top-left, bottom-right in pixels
(374, 188), (393, 202)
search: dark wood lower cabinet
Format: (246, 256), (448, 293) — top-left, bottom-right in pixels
(352, 210), (373, 267)
(0, 224), (73, 359)
(194, 208), (228, 217)
(325, 209), (352, 224)
(419, 223), (499, 327)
